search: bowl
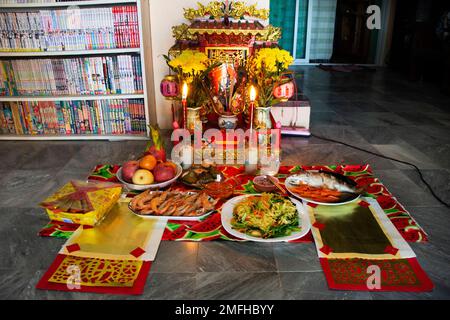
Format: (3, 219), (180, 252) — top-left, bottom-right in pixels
(253, 175), (279, 192)
(116, 163), (183, 191)
(203, 181), (234, 200)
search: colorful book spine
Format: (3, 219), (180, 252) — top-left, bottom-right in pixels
(0, 5), (138, 52)
(3, 103), (15, 134)
(0, 96), (146, 136)
(0, 55), (142, 97)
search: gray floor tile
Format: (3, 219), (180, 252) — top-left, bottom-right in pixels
(141, 273), (197, 300)
(273, 243), (321, 272)
(340, 112), (412, 127)
(399, 169), (450, 205)
(195, 272), (285, 300)
(0, 207), (62, 270)
(308, 125), (372, 147)
(280, 272), (372, 300)
(392, 112), (444, 126)
(151, 242), (198, 273)
(0, 170), (62, 208)
(310, 112), (348, 127)
(353, 127), (408, 145)
(20, 144), (82, 170)
(389, 126), (450, 148)
(0, 268), (32, 300)
(372, 143), (442, 169)
(196, 242), (276, 272)
(417, 144), (450, 169)
(0, 142), (45, 169)
(373, 170), (443, 207)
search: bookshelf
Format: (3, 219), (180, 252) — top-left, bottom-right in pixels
(0, 0), (152, 141)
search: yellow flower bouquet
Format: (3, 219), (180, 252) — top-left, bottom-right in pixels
(164, 49), (216, 109)
(248, 47), (294, 107)
(167, 50), (209, 80)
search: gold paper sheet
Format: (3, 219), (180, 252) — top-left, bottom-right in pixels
(316, 202), (391, 254)
(308, 200), (399, 260)
(62, 200), (157, 260)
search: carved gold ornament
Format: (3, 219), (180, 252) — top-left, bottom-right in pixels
(229, 1), (246, 18)
(172, 23), (196, 41)
(206, 47), (249, 65)
(256, 25), (282, 42)
(183, 1), (270, 21)
(184, 1), (223, 20)
(237, 3), (269, 20)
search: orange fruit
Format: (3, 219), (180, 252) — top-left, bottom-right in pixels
(139, 155), (157, 171)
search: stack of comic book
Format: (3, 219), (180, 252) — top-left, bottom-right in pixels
(0, 99), (147, 135)
(0, 5), (139, 51)
(0, 55), (143, 96)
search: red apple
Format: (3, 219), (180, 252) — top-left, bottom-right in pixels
(144, 145), (166, 162)
(122, 160), (140, 183)
(153, 163), (176, 182)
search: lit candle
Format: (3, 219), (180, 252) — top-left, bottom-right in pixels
(182, 82), (188, 129)
(249, 85), (256, 133)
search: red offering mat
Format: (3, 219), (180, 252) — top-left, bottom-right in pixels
(40, 164), (427, 243)
(36, 254), (151, 295)
(306, 198), (433, 292)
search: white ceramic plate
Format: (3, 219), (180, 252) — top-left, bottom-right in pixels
(284, 175), (361, 206)
(128, 191), (216, 221)
(221, 194), (311, 242)
(117, 163), (183, 191)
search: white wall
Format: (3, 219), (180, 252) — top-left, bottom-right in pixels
(148, 0), (270, 129)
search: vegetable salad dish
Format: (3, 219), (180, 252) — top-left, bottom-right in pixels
(231, 193), (300, 238)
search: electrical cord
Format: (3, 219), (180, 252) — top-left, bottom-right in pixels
(310, 132), (450, 208)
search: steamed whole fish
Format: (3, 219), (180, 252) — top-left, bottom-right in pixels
(288, 171), (357, 193)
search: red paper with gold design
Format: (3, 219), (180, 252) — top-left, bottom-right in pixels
(320, 258), (433, 292)
(36, 254), (152, 295)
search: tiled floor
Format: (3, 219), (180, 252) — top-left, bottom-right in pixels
(0, 66), (449, 299)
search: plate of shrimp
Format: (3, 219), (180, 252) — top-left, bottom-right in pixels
(129, 190), (219, 220)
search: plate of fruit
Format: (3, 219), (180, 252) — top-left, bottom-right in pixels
(117, 155), (182, 191)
